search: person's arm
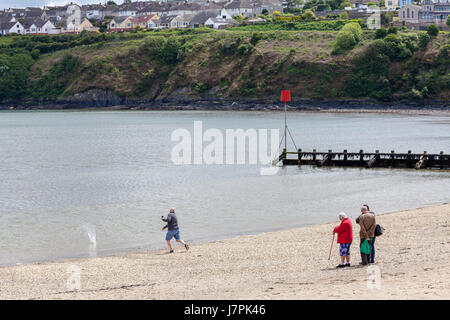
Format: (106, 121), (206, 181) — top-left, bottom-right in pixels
(162, 224), (168, 230)
(162, 213), (172, 223)
(334, 222), (348, 234)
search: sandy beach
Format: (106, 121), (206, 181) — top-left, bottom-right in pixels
(1, 203), (449, 300)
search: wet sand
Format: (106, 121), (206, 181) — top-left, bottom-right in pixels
(1, 204), (449, 299)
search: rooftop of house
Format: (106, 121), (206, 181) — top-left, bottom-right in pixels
(111, 16), (130, 24)
(119, 1), (149, 12)
(131, 14), (157, 23)
(22, 17), (48, 28)
(190, 10), (219, 24)
(159, 15), (178, 24)
(0, 19), (20, 30)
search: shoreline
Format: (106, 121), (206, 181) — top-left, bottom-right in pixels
(1, 203), (450, 299)
(2, 106), (450, 117)
(1, 202), (446, 269)
(1, 99), (449, 115)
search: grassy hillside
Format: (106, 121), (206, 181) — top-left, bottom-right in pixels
(1, 26), (449, 106)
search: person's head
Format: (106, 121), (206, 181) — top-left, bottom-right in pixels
(363, 204), (370, 211)
(361, 206), (368, 214)
(338, 212), (347, 221)
(169, 208), (175, 213)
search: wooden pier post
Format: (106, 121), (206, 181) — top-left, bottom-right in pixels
(298, 149), (302, 166)
(343, 149), (348, 164)
(415, 151), (428, 169)
(440, 151), (444, 169)
(318, 150), (332, 167)
(407, 150), (412, 168)
(367, 150), (379, 168)
(312, 149), (317, 162)
(359, 150), (364, 165)
(280, 148), (287, 165)
(390, 150), (395, 167)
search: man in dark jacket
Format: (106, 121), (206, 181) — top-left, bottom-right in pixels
(161, 208), (189, 253)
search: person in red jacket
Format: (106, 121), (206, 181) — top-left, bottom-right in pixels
(333, 212), (353, 268)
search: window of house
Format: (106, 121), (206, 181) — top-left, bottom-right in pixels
(407, 8), (410, 18)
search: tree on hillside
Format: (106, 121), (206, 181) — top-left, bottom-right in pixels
(446, 15), (450, 27)
(427, 24), (439, 37)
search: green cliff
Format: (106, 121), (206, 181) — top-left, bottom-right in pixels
(0, 26), (449, 107)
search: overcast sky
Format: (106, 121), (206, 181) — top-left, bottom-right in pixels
(0, 1), (125, 10)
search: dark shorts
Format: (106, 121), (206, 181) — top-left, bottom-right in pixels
(339, 243), (351, 256)
(165, 229), (180, 241)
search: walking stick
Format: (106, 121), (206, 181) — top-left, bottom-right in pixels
(328, 233), (335, 260)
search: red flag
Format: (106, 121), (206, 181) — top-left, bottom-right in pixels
(280, 90), (291, 102)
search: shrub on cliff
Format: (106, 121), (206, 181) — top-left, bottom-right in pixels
(158, 37), (181, 65)
(0, 52), (34, 99)
(31, 54), (80, 99)
(382, 33), (413, 60)
(332, 22), (363, 53)
(427, 24), (439, 37)
(375, 27), (387, 39)
(345, 39), (392, 100)
(418, 32), (430, 49)
(334, 30), (357, 51)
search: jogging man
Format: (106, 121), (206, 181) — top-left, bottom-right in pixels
(161, 208), (189, 253)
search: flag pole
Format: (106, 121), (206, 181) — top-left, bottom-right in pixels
(284, 100), (287, 152)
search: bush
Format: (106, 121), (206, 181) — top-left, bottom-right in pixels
(345, 39), (392, 100)
(383, 33), (413, 60)
(158, 37), (180, 64)
(332, 22), (363, 53)
(30, 48), (40, 60)
(250, 32), (262, 46)
(338, 12), (349, 20)
(427, 24), (439, 37)
(375, 27), (387, 39)
(237, 44), (253, 56)
(341, 22), (363, 42)
(418, 31), (430, 49)
(387, 26), (398, 34)
(0, 52), (35, 99)
(335, 30), (357, 51)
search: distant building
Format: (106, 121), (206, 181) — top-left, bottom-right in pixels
(0, 18), (24, 35)
(23, 17), (59, 34)
(108, 16), (134, 31)
(130, 14), (159, 29)
(385, 0), (399, 10)
(398, 0), (412, 9)
(399, 0), (450, 28)
(189, 10), (219, 27)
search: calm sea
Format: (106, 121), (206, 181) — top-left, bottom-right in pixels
(0, 110), (449, 266)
